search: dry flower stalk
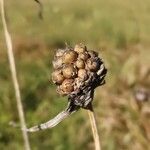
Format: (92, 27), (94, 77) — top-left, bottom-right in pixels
(87, 104), (101, 150)
(0, 0), (31, 150)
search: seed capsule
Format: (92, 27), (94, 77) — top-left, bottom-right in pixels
(56, 86), (67, 96)
(52, 56), (63, 69)
(74, 43), (86, 53)
(61, 79), (74, 94)
(78, 69), (88, 81)
(63, 50), (78, 64)
(75, 59), (85, 69)
(62, 65), (77, 78)
(86, 58), (100, 72)
(78, 52), (89, 61)
(52, 69), (64, 84)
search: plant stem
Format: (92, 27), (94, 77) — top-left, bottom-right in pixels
(87, 105), (101, 150)
(0, 1), (31, 150)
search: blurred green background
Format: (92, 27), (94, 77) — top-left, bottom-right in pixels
(0, 0), (150, 149)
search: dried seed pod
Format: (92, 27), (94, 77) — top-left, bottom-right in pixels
(74, 43), (86, 53)
(88, 50), (98, 58)
(52, 69), (64, 84)
(55, 49), (65, 57)
(61, 79), (74, 94)
(78, 69), (88, 81)
(62, 65), (77, 78)
(78, 52), (89, 61)
(75, 59), (85, 69)
(63, 50), (78, 64)
(56, 86), (67, 96)
(86, 58), (100, 72)
(52, 56), (63, 69)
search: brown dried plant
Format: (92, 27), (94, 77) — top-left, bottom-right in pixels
(0, 0), (31, 149)
(27, 44), (107, 150)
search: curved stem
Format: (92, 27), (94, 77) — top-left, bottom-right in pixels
(0, 1), (31, 150)
(87, 105), (101, 150)
(26, 102), (80, 132)
(26, 108), (78, 132)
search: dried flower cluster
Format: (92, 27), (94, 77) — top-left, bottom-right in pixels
(52, 43), (107, 109)
(26, 44), (107, 132)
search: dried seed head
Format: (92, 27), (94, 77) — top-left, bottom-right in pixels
(74, 43), (86, 53)
(75, 59), (85, 69)
(52, 56), (63, 69)
(52, 69), (64, 84)
(63, 50), (78, 64)
(78, 69), (88, 81)
(61, 79), (74, 94)
(78, 52), (89, 61)
(62, 65), (77, 78)
(52, 43), (107, 108)
(86, 58), (100, 72)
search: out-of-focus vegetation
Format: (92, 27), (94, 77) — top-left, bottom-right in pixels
(0, 0), (150, 149)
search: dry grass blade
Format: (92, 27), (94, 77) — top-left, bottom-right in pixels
(87, 106), (101, 150)
(0, 0), (31, 150)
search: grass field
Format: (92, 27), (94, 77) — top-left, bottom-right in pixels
(0, 0), (150, 149)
